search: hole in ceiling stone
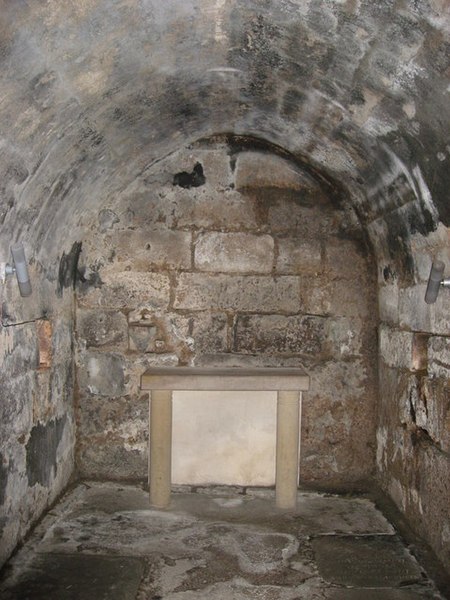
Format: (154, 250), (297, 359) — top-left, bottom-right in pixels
(173, 162), (206, 189)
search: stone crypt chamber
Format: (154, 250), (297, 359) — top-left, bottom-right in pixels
(0, 1), (449, 598)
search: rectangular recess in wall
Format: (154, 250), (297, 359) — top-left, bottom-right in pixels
(412, 333), (429, 372)
(36, 319), (52, 370)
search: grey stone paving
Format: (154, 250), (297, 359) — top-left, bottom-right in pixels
(0, 483), (445, 599)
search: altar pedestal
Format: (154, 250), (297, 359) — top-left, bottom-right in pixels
(141, 367), (310, 510)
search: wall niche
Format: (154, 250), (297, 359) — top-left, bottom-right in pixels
(75, 138), (378, 487)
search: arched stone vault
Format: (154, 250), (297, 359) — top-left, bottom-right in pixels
(0, 1), (448, 267)
(0, 0), (449, 575)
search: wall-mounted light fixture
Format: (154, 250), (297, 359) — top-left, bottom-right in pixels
(0, 242), (32, 297)
(425, 260), (450, 304)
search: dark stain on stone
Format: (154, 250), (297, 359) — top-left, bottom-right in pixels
(29, 70), (58, 110)
(0, 453), (8, 505)
(350, 87), (366, 105)
(26, 416), (66, 487)
(383, 265), (396, 283)
(48, 171), (77, 204)
(173, 163), (206, 189)
(281, 88), (306, 121)
(80, 125), (104, 148)
(57, 242), (82, 297)
(76, 263), (104, 293)
(384, 213), (415, 283)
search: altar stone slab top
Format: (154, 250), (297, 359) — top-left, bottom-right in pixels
(141, 367), (309, 391)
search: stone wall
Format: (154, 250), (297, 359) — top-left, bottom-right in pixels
(75, 141), (378, 487)
(377, 224), (450, 570)
(0, 266), (76, 567)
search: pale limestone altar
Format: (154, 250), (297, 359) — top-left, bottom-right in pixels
(141, 367), (310, 509)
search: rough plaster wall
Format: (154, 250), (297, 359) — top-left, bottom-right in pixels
(377, 224), (450, 571)
(75, 144), (378, 487)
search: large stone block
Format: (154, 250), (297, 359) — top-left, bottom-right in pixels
(175, 189), (259, 231)
(301, 277), (373, 319)
(428, 335), (450, 379)
(276, 238), (322, 275)
(398, 283), (450, 335)
(301, 359), (377, 484)
(193, 353), (302, 369)
(78, 272), (170, 310)
(398, 285), (431, 332)
(325, 317), (366, 358)
(174, 273), (301, 312)
(78, 352), (125, 398)
(234, 314), (325, 355)
(379, 325), (415, 369)
(422, 378), (450, 452)
(378, 284), (399, 325)
(77, 310), (128, 349)
(324, 238), (369, 281)
(235, 151), (317, 191)
(111, 229), (192, 270)
(173, 312), (229, 354)
(268, 202), (334, 236)
(194, 146), (233, 189)
(194, 232), (274, 273)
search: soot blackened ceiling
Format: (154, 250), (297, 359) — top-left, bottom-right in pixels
(0, 0), (448, 278)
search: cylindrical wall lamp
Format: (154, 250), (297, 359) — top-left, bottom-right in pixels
(0, 243), (32, 297)
(425, 260), (450, 304)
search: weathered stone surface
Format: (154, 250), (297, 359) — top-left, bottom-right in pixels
(192, 146), (233, 189)
(234, 314), (325, 356)
(312, 535), (422, 587)
(174, 312), (229, 354)
(195, 232), (274, 273)
(174, 274), (301, 312)
(1, 483), (443, 600)
(422, 377), (450, 453)
(276, 238), (322, 275)
(0, 553), (145, 600)
(127, 311), (195, 359)
(77, 310), (128, 349)
(378, 283), (400, 325)
(77, 395), (148, 479)
(111, 229), (192, 270)
(98, 208), (120, 233)
(235, 151), (317, 191)
(301, 277), (373, 319)
(128, 325), (158, 352)
(428, 335), (450, 379)
(78, 272), (170, 310)
(268, 203), (333, 235)
(78, 352), (125, 398)
(377, 361), (450, 571)
(26, 417), (67, 487)
(325, 317), (365, 358)
(175, 190), (259, 231)
(301, 358), (377, 484)
(379, 325), (415, 369)
(398, 286), (432, 332)
(324, 238), (369, 280)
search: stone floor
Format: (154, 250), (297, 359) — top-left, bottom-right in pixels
(0, 482), (448, 599)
